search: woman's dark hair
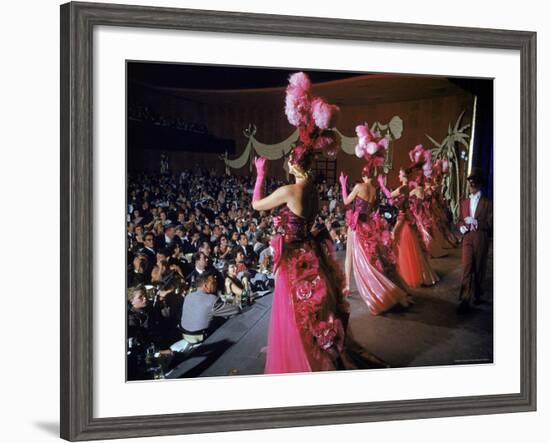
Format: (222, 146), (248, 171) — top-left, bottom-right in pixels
(232, 249), (244, 260)
(289, 143), (315, 171)
(192, 251), (205, 263)
(225, 260), (237, 272)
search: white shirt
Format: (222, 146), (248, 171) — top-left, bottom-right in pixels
(460, 191), (481, 235)
(460, 191), (482, 234)
(469, 191), (482, 218)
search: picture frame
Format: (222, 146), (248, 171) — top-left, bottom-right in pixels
(60, 1), (537, 441)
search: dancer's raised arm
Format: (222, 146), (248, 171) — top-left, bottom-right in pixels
(377, 174), (393, 200)
(252, 157), (291, 211)
(252, 186), (292, 212)
(252, 156), (267, 204)
(339, 172), (349, 201)
(339, 172), (360, 206)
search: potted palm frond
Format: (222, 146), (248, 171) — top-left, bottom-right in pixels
(425, 111), (471, 223)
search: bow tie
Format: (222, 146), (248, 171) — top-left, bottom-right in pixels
(469, 192), (481, 200)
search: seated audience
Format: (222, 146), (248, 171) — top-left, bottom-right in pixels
(126, 168), (346, 358)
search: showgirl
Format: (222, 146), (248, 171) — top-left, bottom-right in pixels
(252, 72), (385, 373)
(379, 145), (439, 288)
(339, 122), (411, 315)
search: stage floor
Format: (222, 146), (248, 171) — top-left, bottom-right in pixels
(167, 245), (493, 378)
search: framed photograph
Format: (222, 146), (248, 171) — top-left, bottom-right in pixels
(60, 1), (536, 441)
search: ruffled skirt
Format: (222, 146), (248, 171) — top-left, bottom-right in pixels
(349, 229), (409, 315)
(394, 221), (439, 288)
(265, 235), (386, 374)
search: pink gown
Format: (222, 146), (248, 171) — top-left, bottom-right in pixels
(410, 195), (449, 258)
(265, 207), (384, 374)
(347, 197), (409, 315)
(393, 195), (439, 288)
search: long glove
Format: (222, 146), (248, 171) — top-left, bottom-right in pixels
(253, 157), (267, 203)
(377, 174), (392, 200)
(339, 172), (349, 201)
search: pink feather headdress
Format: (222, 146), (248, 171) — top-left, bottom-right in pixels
(284, 72), (341, 168)
(354, 122), (389, 175)
(408, 144), (433, 178)
(285, 72), (312, 128)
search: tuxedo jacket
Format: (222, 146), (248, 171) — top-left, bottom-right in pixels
(156, 235), (182, 252)
(140, 247), (157, 267)
(179, 237), (193, 254)
(237, 244), (255, 257)
(458, 195), (493, 234)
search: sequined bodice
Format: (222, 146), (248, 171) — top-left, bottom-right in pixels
(276, 206), (312, 243)
(353, 196), (374, 216)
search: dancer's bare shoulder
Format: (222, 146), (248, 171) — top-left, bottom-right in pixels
(356, 181), (376, 202)
(252, 184), (292, 211)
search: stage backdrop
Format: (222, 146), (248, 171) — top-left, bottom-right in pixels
(128, 75), (477, 188)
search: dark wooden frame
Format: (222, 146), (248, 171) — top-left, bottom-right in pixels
(60, 1), (537, 441)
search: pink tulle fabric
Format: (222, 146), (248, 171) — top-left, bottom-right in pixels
(394, 218), (439, 288)
(264, 259), (313, 374)
(346, 208), (394, 272)
(346, 198), (407, 315)
(265, 208), (349, 374)
(349, 229), (408, 315)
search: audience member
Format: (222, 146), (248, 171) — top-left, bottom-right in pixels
(180, 271), (240, 344)
(224, 261), (252, 307)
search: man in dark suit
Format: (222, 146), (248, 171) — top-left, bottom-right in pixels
(457, 167), (493, 313)
(156, 223), (182, 250)
(185, 230), (201, 254)
(185, 251), (209, 292)
(133, 231), (157, 283)
(236, 233), (256, 267)
(176, 225), (191, 253)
